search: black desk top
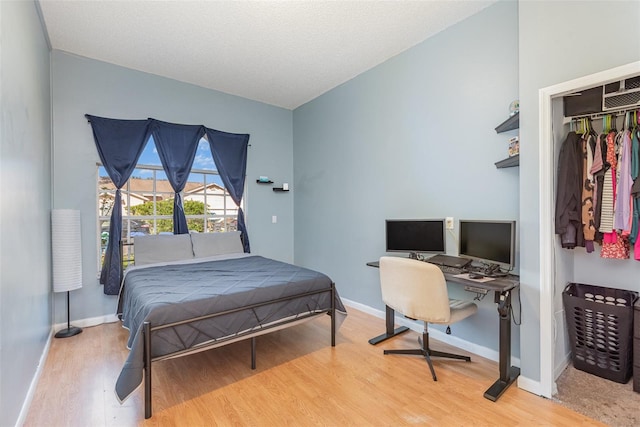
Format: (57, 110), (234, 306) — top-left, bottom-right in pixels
(366, 260), (519, 293)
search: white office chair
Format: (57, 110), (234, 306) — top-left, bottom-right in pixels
(379, 256), (478, 381)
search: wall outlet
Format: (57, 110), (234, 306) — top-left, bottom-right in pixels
(446, 217), (454, 230)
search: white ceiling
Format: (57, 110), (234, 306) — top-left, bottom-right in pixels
(38, 0), (495, 110)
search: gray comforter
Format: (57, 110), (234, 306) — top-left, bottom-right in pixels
(115, 255), (345, 402)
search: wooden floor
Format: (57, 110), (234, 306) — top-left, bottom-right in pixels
(25, 307), (603, 426)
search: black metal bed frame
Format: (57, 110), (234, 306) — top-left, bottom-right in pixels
(139, 282), (337, 419)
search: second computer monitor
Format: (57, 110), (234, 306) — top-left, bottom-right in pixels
(385, 219), (446, 259)
(458, 220), (515, 270)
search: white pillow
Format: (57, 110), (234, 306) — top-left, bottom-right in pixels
(190, 231), (244, 258)
(133, 234), (194, 265)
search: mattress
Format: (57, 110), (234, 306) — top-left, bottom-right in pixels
(115, 254), (345, 401)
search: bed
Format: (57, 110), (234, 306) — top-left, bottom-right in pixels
(115, 231), (346, 418)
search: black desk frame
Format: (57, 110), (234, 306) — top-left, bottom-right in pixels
(367, 305), (410, 345)
(366, 260), (520, 402)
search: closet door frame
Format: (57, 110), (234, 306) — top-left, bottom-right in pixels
(538, 60), (640, 398)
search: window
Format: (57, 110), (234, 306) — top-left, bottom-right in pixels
(97, 138), (240, 266)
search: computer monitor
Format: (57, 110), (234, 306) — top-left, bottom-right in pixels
(385, 219), (446, 259)
(458, 220), (516, 270)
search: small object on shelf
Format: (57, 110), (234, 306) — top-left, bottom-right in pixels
(282, 183), (289, 191)
(509, 100), (519, 116)
(508, 136), (519, 157)
(495, 109), (519, 168)
(256, 177), (273, 184)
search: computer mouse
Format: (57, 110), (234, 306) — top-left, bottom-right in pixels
(468, 273), (484, 279)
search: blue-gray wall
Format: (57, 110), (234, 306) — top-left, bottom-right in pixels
(51, 51), (294, 324)
(519, 0), (640, 384)
(7, 1), (639, 422)
(293, 1), (520, 357)
(0, 1), (52, 425)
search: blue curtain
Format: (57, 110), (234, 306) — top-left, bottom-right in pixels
(150, 120), (205, 234)
(86, 115), (151, 295)
(205, 128), (251, 252)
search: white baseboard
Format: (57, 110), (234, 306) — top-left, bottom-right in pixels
(554, 353), (571, 381)
(53, 313), (119, 332)
(546, 354), (570, 397)
(15, 330), (53, 427)
(340, 298), (521, 367)
(517, 375), (550, 397)
(341, 297), (384, 319)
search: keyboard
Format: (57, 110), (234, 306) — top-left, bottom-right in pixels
(439, 265), (464, 275)
(427, 254), (471, 268)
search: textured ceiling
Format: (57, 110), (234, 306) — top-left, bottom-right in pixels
(38, 0), (495, 110)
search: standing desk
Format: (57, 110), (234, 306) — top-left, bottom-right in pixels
(366, 260), (520, 402)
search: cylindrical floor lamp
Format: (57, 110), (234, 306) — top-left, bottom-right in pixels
(52, 209), (83, 338)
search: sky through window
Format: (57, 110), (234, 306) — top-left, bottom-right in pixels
(100, 137), (223, 186)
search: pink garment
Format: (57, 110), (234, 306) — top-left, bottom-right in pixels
(603, 232), (618, 244)
(601, 232), (630, 259)
(614, 131), (632, 233)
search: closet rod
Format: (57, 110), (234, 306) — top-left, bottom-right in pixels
(563, 106), (640, 124)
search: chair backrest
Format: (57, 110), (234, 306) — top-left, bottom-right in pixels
(379, 256), (451, 323)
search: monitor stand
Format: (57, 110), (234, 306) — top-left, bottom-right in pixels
(408, 252), (419, 260)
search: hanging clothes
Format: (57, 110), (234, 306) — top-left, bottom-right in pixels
(555, 131), (584, 249)
(630, 126), (640, 259)
(598, 131), (617, 233)
(600, 130), (628, 259)
(581, 134), (596, 252)
(600, 231), (631, 259)
(601, 164), (630, 259)
(590, 134), (605, 241)
(614, 130), (633, 233)
(558, 111), (640, 260)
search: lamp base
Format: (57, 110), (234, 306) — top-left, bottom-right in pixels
(55, 326), (83, 338)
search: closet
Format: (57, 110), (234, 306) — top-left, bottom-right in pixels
(556, 77), (640, 258)
(551, 74), (640, 399)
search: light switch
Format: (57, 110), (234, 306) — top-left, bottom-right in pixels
(272, 215), (277, 224)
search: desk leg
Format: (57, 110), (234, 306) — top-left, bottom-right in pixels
(484, 290), (520, 401)
(368, 305), (409, 345)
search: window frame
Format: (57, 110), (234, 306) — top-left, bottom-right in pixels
(96, 162), (242, 269)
